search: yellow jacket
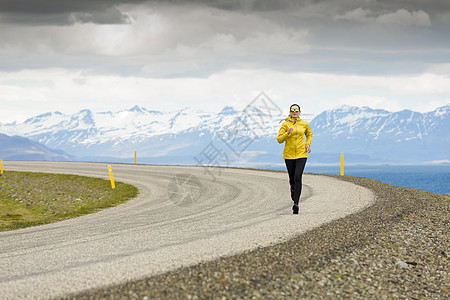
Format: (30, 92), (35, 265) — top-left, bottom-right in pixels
(277, 116), (313, 159)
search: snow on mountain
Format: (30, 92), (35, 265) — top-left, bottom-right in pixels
(310, 104), (449, 162)
(0, 104), (448, 165)
(0, 105), (284, 162)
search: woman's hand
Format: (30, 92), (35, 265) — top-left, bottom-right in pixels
(306, 145), (311, 153)
(287, 128), (294, 135)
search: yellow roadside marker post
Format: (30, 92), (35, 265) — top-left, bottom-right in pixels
(107, 165), (115, 189)
(135, 151), (137, 165)
(340, 153), (344, 176)
(1, 159), (3, 176)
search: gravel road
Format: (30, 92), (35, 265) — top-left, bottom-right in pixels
(0, 161), (373, 299)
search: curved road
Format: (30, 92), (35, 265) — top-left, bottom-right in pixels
(0, 162), (374, 299)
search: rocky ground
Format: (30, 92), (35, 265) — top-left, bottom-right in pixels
(66, 175), (449, 299)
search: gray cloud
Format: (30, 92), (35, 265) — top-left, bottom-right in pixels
(0, 0), (143, 25)
(0, 0), (449, 77)
(0, 0), (301, 26)
(1, 0), (449, 27)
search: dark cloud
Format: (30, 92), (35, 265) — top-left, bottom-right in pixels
(155, 0), (450, 13)
(0, 0), (145, 25)
(2, 0), (450, 25)
(0, 0), (299, 22)
(0, 0), (449, 77)
(179, 0), (299, 11)
(375, 0), (450, 13)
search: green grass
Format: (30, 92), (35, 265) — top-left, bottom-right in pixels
(0, 171), (138, 232)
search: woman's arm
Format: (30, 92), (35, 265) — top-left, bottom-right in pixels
(277, 124), (289, 144)
(305, 123), (313, 146)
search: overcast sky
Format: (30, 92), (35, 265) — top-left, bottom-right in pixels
(1, 0), (449, 123)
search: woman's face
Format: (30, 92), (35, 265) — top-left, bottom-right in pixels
(290, 106), (300, 118)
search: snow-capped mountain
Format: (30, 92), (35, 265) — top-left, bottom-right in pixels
(0, 133), (71, 161)
(310, 105), (449, 162)
(0, 105), (285, 165)
(0, 104), (448, 165)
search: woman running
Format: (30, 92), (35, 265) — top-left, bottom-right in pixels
(277, 104), (313, 214)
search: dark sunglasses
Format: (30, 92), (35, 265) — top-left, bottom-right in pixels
(290, 109), (299, 112)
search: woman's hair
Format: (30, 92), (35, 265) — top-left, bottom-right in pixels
(290, 104), (301, 111)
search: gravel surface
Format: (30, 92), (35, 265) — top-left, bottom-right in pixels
(66, 175), (449, 300)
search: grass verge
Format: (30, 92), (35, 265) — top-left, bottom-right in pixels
(0, 171), (138, 232)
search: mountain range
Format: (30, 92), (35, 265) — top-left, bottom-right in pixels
(309, 105), (449, 164)
(0, 104), (448, 166)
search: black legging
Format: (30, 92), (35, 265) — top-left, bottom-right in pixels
(285, 158), (307, 205)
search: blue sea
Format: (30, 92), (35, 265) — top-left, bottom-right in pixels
(270, 164), (449, 195)
(301, 164), (450, 195)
